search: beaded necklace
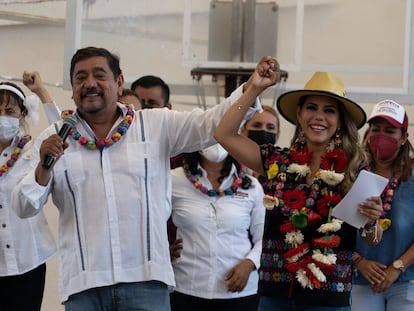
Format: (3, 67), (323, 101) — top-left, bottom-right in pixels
(183, 164), (244, 197)
(62, 105), (135, 150)
(0, 135), (31, 176)
(366, 168), (400, 230)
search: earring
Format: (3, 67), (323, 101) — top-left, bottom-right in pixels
(334, 128), (342, 148)
(296, 127), (306, 145)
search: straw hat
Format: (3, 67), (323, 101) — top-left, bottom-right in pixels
(276, 72), (367, 129)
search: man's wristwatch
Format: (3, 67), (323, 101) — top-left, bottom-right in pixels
(392, 259), (406, 272)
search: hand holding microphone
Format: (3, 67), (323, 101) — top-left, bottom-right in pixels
(42, 115), (77, 170)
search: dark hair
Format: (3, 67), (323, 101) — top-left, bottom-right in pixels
(130, 75), (170, 105)
(120, 88), (139, 99)
(70, 47), (122, 84)
(0, 82), (27, 116)
(183, 152), (252, 189)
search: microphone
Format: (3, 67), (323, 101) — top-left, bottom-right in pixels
(42, 115), (77, 170)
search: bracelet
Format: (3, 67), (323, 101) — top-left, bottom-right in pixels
(360, 221), (378, 243)
(353, 255), (364, 268)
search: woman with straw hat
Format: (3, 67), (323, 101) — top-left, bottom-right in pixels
(215, 71), (384, 310)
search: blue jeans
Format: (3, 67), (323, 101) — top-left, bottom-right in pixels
(352, 282), (414, 311)
(258, 296), (351, 311)
(64, 281), (171, 311)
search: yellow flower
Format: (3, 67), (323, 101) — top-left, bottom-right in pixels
(267, 163), (279, 180)
(379, 218), (391, 231)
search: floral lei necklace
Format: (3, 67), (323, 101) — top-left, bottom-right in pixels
(365, 167), (400, 231)
(262, 143), (348, 290)
(183, 164), (245, 197)
(61, 105), (134, 150)
(0, 135), (31, 176)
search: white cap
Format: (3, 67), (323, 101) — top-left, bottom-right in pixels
(367, 99), (408, 130)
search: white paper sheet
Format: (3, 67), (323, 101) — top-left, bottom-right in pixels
(332, 170), (388, 228)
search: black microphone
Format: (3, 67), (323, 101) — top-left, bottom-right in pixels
(42, 115), (78, 170)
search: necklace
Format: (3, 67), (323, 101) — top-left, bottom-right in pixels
(62, 105), (135, 150)
(183, 164), (244, 197)
(0, 135), (31, 176)
(262, 143), (347, 290)
(365, 168), (400, 230)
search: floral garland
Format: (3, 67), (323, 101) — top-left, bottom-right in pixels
(0, 135), (31, 176)
(365, 168), (400, 231)
(183, 164), (245, 197)
(262, 143), (348, 290)
(61, 105), (135, 150)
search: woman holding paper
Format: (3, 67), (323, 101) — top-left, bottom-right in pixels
(352, 99), (414, 311)
(215, 71), (383, 310)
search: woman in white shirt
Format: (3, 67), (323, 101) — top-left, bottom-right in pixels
(0, 81), (57, 311)
(170, 143), (265, 311)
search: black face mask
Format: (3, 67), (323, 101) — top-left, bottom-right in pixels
(247, 130), (276, 146)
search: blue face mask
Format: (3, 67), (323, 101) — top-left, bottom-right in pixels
(0, 116), (19, 143)
(247, 130), (276, 146)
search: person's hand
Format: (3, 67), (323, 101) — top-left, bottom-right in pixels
(224, 259), (255, 292)
(244, 56), (280, 93)
(39, 134), (69, 168)
(22, 70), (53, 103)
(370, 265), (400, 293)
(358, 196), (383, 225)
(35, 134), (69, 185)
(169, 239), (183, 262)
(357, 257), (386, 286)
(23, 71), (43, 93)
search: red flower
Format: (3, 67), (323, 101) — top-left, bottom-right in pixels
(284, 242), (310, 260)
(314, 261), (336, 274)
(313, 235), (341, 248)
(307, 211), (323, 226)
(285, 255), (311, 272)
(283, 189), (306, 210)
(316, 194), (342, 216)
(289, 147), (312, 165)
(280, 221), (296, 233)
(304, 266), (322, 289)
(321, 150), (348, 173)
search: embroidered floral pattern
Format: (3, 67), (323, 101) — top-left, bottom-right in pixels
(261, 143), (348, 290)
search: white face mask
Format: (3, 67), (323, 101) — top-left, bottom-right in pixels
(0, 116), (20, 143)
(200, 144), (228, 163)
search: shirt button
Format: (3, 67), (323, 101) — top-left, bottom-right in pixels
(2, 224), (5, 228)
(6, 244), (10, 248)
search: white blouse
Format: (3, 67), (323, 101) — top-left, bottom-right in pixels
(171, 164), (265, 299)
(0, 135), (56, 276)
